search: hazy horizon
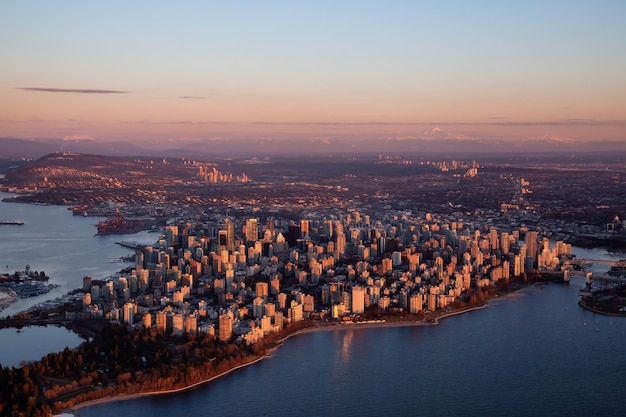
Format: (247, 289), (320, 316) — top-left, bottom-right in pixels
(1, 1), (625, 148)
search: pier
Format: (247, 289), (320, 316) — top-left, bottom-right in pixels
(115, 241), (149, 250)
(570, 258), (626, 267)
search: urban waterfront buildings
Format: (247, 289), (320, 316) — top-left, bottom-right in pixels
(76, 209), (574, 346)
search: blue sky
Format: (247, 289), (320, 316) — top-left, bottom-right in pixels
(1, 1), (625, 144)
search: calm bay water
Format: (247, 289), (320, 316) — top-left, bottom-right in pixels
(1, 194), (625, 415)
(0, 192), (155, 316)
(0, 326), (83, 368)
(79, 279), (626, 417)
(0, 192), (155, 367)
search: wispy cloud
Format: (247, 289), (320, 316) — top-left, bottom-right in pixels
(19, 87), (128, 94)
(179, 96), (207, 99)
(63, 135), (94, 141)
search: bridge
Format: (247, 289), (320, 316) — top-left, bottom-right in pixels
(569, 270), (626, 283)
(569, 258), (626, 267)
(560, 258), (625, 289)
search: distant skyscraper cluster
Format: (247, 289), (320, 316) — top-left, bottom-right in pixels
(198, 164), (249, 183)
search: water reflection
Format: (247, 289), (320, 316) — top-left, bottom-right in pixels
(332, 329), (354, 371)
(340, 330), (353, 363)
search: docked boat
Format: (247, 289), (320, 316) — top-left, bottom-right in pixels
(96, 214), (151, 235)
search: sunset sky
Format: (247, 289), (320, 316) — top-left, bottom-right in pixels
(1, 1), (625, 146)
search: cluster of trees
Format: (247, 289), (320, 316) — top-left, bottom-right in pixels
(0, 365), (50, 417)
(580, 284), (626, 316)
(0, 270), (47, 282)
(0, 323), (268, 416)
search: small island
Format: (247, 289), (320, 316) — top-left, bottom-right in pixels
(578, 262), (626, 315)
(579, 285), (626, 315)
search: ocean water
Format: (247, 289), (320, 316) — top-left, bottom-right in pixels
(0, 192), (155, 316)
(0, 192), (154, 367)
(77, 279), (626, 417)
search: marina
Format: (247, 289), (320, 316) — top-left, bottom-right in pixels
(115, 240), (151, 250)
(0, 191), (156, 316)
(107, 256), (135, 263)
(0, 266), (58, 311)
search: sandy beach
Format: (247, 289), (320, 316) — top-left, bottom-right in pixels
(68, 353), (268, 413)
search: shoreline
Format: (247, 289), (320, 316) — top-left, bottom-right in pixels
(577, 300), (626, 317)
(65, 301), (491, 415)
(70, 354), (269, 413)
(427, 304), (489, 324)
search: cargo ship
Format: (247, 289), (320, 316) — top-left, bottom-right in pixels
(0, 220), (24, 225)
(96, 214), (151, 235)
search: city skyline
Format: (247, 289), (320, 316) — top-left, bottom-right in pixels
(1, 1), (625, 149)
(1, 136), (626, 414)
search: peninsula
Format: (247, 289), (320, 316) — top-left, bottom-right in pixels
(0, 152), (625, 416)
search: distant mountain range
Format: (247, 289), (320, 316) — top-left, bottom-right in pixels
(1, 136), (625, 159)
